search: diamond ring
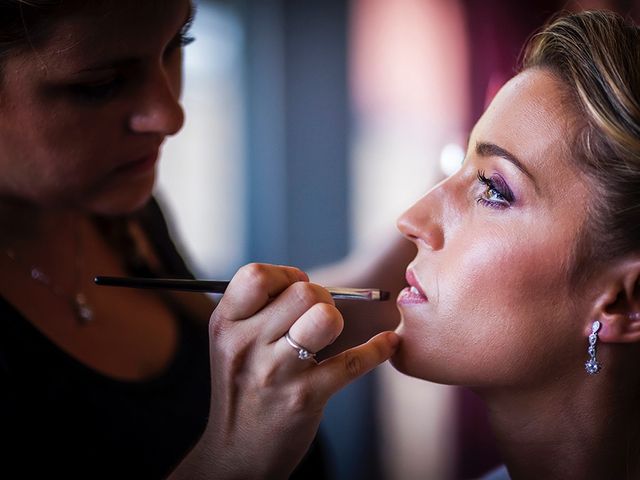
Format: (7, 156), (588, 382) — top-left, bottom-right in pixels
(284, 331), (316, 361)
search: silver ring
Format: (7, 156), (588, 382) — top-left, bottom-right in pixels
(284, 331), (316, 361)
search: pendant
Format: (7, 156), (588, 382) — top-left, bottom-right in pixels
(74, 293), (94, 324)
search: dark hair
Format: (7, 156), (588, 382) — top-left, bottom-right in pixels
(522, 10), (640, 266)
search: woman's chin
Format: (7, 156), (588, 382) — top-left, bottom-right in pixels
(85, 183), (155, 216)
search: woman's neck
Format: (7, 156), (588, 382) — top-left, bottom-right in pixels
(0, 198), (83, 245)
(481, 372), (640, 480)
(0, 200), (93, 292)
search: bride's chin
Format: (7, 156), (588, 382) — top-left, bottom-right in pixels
(389, 346), (426, 379)
(389, 342), (456, 385)
(389, 349), (407, 372)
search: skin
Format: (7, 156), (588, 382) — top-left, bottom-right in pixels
(395, 68), (640, 479)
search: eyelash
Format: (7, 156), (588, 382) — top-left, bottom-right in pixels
(175, 15), (196, 48)
(476, 170), (514, 209)
(163, 31), (195, 59)
(178, 32), (196, 47)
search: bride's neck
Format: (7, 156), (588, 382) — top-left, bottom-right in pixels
(482, 378), (640, 479)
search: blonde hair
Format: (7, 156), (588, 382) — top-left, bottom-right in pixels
(522, 11), (640, 262)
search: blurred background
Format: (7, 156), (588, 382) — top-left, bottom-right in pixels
(156, 0), (640, 478)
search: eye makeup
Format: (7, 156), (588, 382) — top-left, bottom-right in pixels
(476, 170), (515, 208)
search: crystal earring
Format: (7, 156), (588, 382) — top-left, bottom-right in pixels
(584, 320), (602, 375)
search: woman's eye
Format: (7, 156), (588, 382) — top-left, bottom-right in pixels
(179, 13), (196, 47)
(166, 33), (196, 54)
(69, 77), (123, 102)
(476, 170), (514, 208)
(178, 32), (196, 47)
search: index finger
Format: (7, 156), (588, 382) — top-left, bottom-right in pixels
(215, 263), (308, 321)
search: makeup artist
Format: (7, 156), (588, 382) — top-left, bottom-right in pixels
(0, 1), (406, 478)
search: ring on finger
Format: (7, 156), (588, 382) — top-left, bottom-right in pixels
(284, 331), (316, 361)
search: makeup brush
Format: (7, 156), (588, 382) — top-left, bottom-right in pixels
(94, 276), (390, 301)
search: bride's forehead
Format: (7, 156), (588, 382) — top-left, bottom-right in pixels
(475, 70), (572, 146)
(488, 70), (568, 119)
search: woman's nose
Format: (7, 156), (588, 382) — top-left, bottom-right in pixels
(396, 186), (445, 251)
(128, 68), (185, 136)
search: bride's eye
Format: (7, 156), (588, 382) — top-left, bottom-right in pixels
(476, 170), (514, 208)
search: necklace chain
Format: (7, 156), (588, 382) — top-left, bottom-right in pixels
(3, 217), (94, 325)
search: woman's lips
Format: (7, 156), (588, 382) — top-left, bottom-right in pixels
(115, 151), (158, 175)
(397, 286), (428, 304)
(397, 269), (428, 305)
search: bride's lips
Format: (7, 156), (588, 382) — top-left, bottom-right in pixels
(397, 269), (428, 305)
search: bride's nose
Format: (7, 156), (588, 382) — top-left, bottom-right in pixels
(396, 185), (446, 251)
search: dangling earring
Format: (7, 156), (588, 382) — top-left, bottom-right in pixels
(584, 320), (602, 375)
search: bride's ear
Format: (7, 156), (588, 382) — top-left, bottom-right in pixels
(588, 258), (640, 344)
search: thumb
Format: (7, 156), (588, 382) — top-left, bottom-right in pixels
(312, 331), (400, 400)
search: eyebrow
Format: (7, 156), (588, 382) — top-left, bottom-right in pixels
(475, 141), (539, 190)
(77, 3), (194, 73)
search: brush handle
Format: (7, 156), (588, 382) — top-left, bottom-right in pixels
(94, 276), (390, 301)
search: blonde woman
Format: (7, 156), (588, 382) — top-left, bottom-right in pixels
(393, 10), (640, 479)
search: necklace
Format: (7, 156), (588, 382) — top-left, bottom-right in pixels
(3, 218), (94, 325)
